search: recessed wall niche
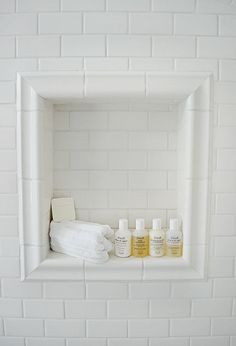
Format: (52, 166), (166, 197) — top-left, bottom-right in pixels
(17, 72), (212, 281)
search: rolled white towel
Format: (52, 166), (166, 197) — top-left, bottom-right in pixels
(50, 225), (113, 252)
(51, 240), (109, 263)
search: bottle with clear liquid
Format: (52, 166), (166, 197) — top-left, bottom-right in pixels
(149, 218), (165, 257)
(166, 218), (183, 257)
(115, 219), (131, 258)
(132, 219), (149, 258)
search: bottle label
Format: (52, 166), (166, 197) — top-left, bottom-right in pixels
(115, 235), (131, 257)
(166, 232), (183, 256)
(132, 236), (149, 257)
(150, 235), (165, 257)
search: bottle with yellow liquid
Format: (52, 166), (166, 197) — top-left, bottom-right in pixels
(166, 218), (183, 257)
(132, 219), (149, 257)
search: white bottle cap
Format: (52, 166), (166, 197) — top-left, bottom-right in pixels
(169, 218), (179, 231)
(119, 218), (128, 231)
(136, 218), (145, 230)
(152, 218), (161, 230)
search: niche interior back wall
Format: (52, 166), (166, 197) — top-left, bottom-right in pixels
(0, 0), (236, 345)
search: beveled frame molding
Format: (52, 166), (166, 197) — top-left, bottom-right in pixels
(17, 72), (213, 281)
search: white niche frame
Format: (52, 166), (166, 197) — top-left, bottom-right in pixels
(17, 72), (213, 281)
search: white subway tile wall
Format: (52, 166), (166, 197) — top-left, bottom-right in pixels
(0, 0), (236, 344)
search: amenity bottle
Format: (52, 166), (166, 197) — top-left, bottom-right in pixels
(166, 218), (183, 257)
(132, 219), (149, 257)
(149, 218), (165, 257)
(115, 219), (131, 258)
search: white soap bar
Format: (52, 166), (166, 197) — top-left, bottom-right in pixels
(51, 198), (76, 222)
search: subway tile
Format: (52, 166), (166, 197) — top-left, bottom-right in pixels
(212, 318), (236, 336)
(54, 151), (70, 170)
(0, 237), (19, 257)
(220, 61), (236, 82)
(175, 14), (217, 35)
(72, 190), (108, 209)
(0, 14), (37, 35)
(219, 105), (236, 126)
(212, 172), (236, 192)
(54, 111), (69, 131)
(190, 336), (229, 346)
(0, 259), (19, 278)
(148, 151), (177, 170)
(39, 13), (82, 34)
(130, 14), (172, 34)
(153, 36), (195, 57)
(129, 132), (167, 150)
(2, 279), (42, 298)
(0, 299), (22, 317)
(88, 320), (127, 337)
(62, 0), (105, 11)
(5, 319), (44, 337)
(45, 320), (85, 337)
(90, 132), (127, 150)
(153, 0), (195, 12)
(44, 282), (85, 299)
(23, 300), (64, 319)
(65, 300), (106, 318)
(67, 340), (106, 346)
(128, 319), (168, 337)
(172, 282), (212, 298)
(0, 83), (15, 104)
(85, 57), (128, 71)
(17, 36), (60, 57)
(70, 111), (108, 130)
(0, 337), (25, 346)
(215, 236), (236, 257)
(130, 58), (173, 71)
(0, 217), (18, 237)
(0, 195), (18, 215)
(170, 318), (210, 336)
(217, 149), (236, 170)
(62, 35), (105, 57)
(0, 0), (15, 12)
(109, 111), (147, 131)
(0, 59), (37, 81)
(150, 338), (189, 346)
(215, 127), (236, 148)
(175, 58), (218, 78)
(25, 339), (65, 346)
(197, 0), (236, 14)
(0, 173), (17, 193)
(0, 37), (15, 57)
(220, 15), (236, 36)
(209, 257), (234, 277)
(109, 152), (147, 170)
(71, 152), (108, 170)
(107, 35), (151, 57)
(17, 0), (60, 12)
(215, 82), (236, 104)
(108, 300), (148, 319)
(198, 37), (236, 58)
(90, 171), (127, 189)
(214, 278), (236, 297)
(109, 191), (147, 208)
(128, 171), (167, 190)
(129, 283), (170, 299)
(148, 190), (177, 209)
(192, 298), (232, 317)
(54, 132), (89, 150)
(107, 0), (149, 11)
(54, 171), (89, 190)
(150, 299), (191, 318)
(85, 13), (127, 34)
(149, 112), (177, 131)
(86, 283), (128, 299)
(39, 58), (83, 71)
(109, 339), (148, 346)
(216, 194), (236, 214)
